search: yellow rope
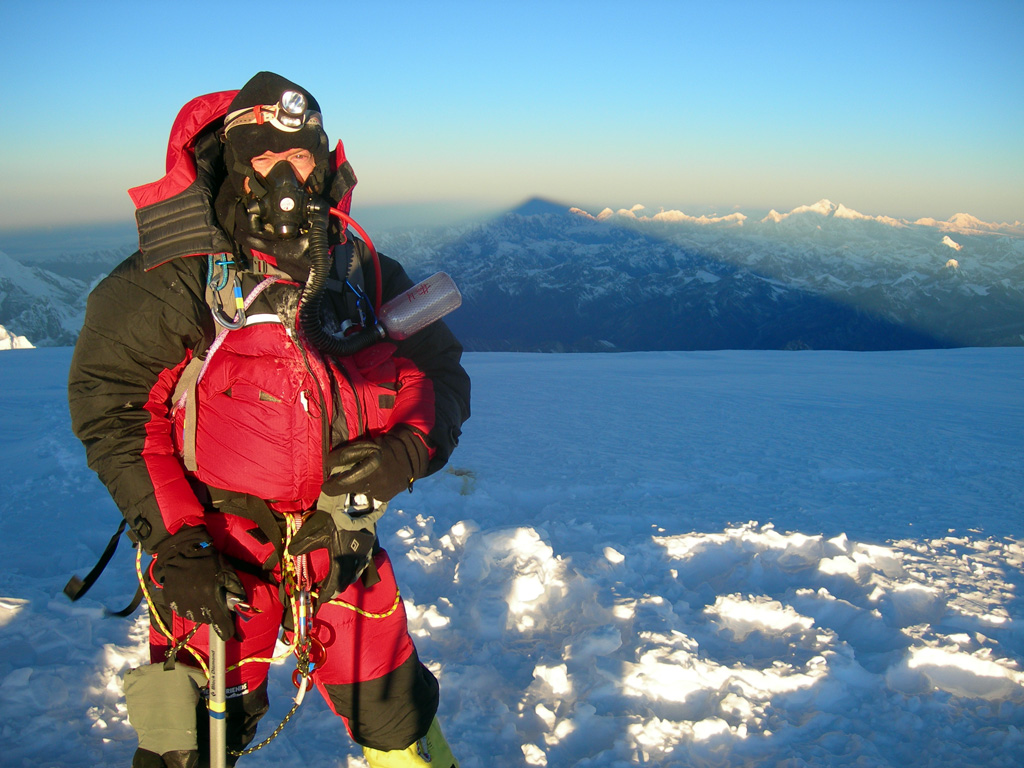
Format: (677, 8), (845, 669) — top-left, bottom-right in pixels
(135, 545), (209, 675)
(133, 518), (404, 758)
(234, 516), (304, 668)
(134, 516), (402, 677)
(135, 543), (299, 677)
(327, 586), (402, 619)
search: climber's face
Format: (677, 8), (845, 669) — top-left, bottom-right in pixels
(246, 148), (317, 190)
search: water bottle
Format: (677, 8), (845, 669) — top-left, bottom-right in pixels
(378, 272), (463, 340)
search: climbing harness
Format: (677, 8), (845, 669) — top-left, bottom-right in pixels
(134, 507), (401, 759)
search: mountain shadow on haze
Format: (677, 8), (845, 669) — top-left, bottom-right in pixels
(402, 197), (985, 352)
(508, 198), (571, 217)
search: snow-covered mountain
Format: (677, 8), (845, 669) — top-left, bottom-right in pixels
(2, 199), (1022, 351)
(381, 199), (1024, 351)
(0, 250), (93, 347)
(0, 324), (34, 350)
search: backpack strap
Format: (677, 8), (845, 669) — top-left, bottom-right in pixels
(63, 518), (127, 602)
(62, 518), (146, 616)
(173, 274), (281, 471)
(171, 356), (205, 471)
(167, 261), (241, 470)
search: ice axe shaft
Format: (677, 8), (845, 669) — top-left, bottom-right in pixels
(209, 628), (227, 768)
(210, 597), (247, 768)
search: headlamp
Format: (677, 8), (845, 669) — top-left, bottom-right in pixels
(280, 90), (307, 119)
(223, 90), (322, 135)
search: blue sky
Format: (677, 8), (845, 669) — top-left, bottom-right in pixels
(1, 0), (1021, 230)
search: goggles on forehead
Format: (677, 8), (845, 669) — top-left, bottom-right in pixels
(223, 90), (323, 134)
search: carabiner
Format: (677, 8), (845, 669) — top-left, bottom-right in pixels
(212, 272), (246, 330)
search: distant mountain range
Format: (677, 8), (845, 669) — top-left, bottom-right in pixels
(2, 199), (1022, 351)
(382, 198), (1024, 351)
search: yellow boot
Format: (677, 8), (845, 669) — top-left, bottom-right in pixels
(362, 717), (459, 767)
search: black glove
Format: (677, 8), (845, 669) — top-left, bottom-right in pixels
(287, 511), (376, 604)
(153, 526), (245, 641)
(322, 426), (430, 503)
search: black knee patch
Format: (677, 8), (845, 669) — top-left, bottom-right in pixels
(323, 651), (440, 751)
(194, 678), (270, 765)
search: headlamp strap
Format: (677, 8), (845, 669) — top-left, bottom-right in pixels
(224, 106), (322, 136)
(231, 154), (265, 199)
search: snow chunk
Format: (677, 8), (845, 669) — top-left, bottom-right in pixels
(887, 647), (1024, 701)
(0, 597), (28, 627)
(603, 546), (625, 564)
(454, 526), (568, 632)
(533, 663), (572, 697)
(692, 716), (731, 742)
(521, 742), (548, 765)
(706, 594), (815, 642)
(881, 582), (946, 627)
(819, 554), (861, 579)
(628, 716), (689, 759)
(405, 601), (452, 638)
(565, 625), (622, 660)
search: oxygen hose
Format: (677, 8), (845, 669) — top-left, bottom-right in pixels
(297, 202), (462, 356)
(297, 201), (384, 357)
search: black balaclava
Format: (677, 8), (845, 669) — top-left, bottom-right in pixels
(215, 71), (330, 280)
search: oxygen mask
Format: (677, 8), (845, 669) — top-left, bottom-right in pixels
(245, 160), (317, 240)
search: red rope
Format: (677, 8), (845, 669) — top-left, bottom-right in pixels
(329, 207), (383, 312)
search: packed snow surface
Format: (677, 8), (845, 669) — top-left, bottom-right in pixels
(1, 348), (1021, 767)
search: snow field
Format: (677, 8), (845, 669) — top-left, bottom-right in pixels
(387, 512), (1023, 767)
(0, 347), (1021, 767)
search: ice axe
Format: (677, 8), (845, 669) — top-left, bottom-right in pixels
(209, 595), (247, 768)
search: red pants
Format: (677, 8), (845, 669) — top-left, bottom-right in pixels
(147, 547), (438, 752)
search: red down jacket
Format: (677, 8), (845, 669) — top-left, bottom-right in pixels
(67, 91), (471, 553)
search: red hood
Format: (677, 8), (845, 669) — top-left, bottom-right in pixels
(128, 90), (354, 214)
